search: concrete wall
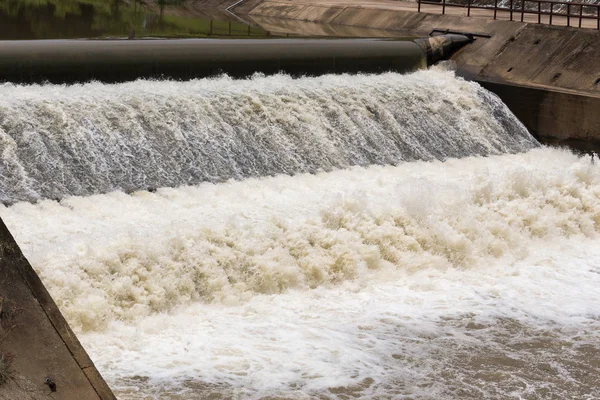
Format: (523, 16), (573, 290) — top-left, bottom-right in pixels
(479, 24), (600, 92)
(0, 218), (114, 400)
(237, 0), (600, 141)
(479, 79), (600, 141)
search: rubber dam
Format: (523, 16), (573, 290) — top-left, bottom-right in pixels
(0, 2), (599, 399)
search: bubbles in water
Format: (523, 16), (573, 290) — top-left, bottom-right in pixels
(1, 147), (597, 331)
(3, 147), (599, 399)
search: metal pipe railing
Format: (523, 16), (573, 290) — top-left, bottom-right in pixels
(416, 0), (600, 29)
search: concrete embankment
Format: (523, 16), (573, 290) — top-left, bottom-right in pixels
(235, 0), (600, 143)
(0, 218), (115, 400)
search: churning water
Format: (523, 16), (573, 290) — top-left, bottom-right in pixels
(1, 70), (599, 399)
(0, 70), (536, 203)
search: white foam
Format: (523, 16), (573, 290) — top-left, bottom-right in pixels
(2, 147), (598, 330)
(83, 238), (600, 398)
(2, 147), (599, 398)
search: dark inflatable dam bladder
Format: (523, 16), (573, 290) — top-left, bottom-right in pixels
(0, 36), (472, 84)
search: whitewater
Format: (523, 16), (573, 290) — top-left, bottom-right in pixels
(0, 69), (599, 399)
(0, 70), (536, 203)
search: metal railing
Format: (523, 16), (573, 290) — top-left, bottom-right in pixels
(417, 0), (600, 29)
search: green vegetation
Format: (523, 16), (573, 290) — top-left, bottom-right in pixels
(0, 0), (269, 39)
(0, 297), (18, 387)
(0, 353), (13, 386)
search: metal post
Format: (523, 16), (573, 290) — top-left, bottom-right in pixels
(494, 0), (498, 19)
(549, 2), (553, 25)
(228, 22), (232, 35)
(418, 0), (421, 13)
(467, 0), (471, 17)
(598, 6), (599, 30)
(510, 0), (514, 20)
(209, 20), (213, 36)
(442, 0), (446, 15)
(567, 4), (571, 27)
(578, 5), (583, 28)
(521, 0), (525, 22)
(538, 1), (541, 24)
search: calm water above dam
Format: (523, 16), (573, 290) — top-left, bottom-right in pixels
(0, 0), (268, 39)
(0, 2), (599, 398)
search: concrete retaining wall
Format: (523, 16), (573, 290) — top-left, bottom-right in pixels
(479, 79), (600, 141)
(238, 0), (600, 141)
(0, 218), (114, 400)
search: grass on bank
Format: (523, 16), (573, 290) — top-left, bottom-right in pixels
(0, 353), (14, 386)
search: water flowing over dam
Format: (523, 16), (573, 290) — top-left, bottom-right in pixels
(0, 70), (536, 203)
(1, 69), (599, 399)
